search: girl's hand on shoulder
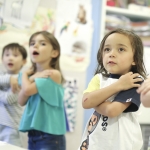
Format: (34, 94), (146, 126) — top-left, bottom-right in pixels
(29, 70), (53, 82)
(118, 72), (143, 91)
(137, 76), (150, 95)
(48, 69), (61, 84)
(23, 68), (34, 76)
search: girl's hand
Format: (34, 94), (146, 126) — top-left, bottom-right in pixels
(10, 76), (20, 93)
(24, 68), (34, 76)
(29, 70), (53, 82)
(137, 76), (150, 95)
(118, 72), (143, 91)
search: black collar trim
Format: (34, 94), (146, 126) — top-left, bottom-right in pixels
(109, 74), (121, 79)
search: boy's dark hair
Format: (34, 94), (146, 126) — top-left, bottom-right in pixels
(95, 28), (147, 79)
(2, 43), (27, 60)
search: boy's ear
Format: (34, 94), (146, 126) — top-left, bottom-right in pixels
(51, 50), (59, 58)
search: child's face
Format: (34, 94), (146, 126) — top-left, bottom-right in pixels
(29, 34), (58, 67)
(2, 49), (26, 74)
(102, 33), (135, 75)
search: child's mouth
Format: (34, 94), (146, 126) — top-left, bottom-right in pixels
(33, 51), (39, 55)
(8, 63), (13, 67)
(108, 61), (116, 64)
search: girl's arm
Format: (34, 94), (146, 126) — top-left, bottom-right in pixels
(21, 72), (38, 96)
(82, 72), (142, 109)
(82, 82), (122, 109)
(21, 69), (61, 96)
(18, 69), (37, 106)
(18, 90), (29, 106)
(94, 101), (131, 118)
(18, 69), (61, 106)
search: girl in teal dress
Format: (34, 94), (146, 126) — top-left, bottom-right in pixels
(18, 31), (66, 150)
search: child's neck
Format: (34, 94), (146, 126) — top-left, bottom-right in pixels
(7, 70), (19, 75)
(36, 64), (52, 72)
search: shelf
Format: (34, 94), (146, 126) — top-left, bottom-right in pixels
(106, 6), (150, 20)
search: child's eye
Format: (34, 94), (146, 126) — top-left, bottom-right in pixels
(14, 54), (18, 57)
(41, 43), (46, 46)
(104, 48), (110, 52)
(30, 42), (35, 46)
(119, 48), (125, 52)
(5, 54), (9, 56)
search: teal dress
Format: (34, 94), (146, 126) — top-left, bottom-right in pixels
(18, 73), (66, 135)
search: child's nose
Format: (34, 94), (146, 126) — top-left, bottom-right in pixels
(109, 49), (116, 57)
(8, 56), (13, 60)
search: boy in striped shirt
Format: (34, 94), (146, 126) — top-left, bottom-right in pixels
(0, 43), (27, 147)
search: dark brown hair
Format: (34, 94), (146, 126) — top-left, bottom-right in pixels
(29, 31), (64, 83)
(2, 43), (27, 60)
(95, 28), (147, 79)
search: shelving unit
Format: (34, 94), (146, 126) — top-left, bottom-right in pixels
(106, 6), (150, 19)
(100, 1), (150, 40)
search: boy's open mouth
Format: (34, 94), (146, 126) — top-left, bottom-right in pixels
(8, 63), (13, 66)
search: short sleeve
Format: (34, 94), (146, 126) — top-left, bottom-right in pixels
(35, 77), (64, 107)
(113, 87), (141, 112)
(83, 74), (100, 94)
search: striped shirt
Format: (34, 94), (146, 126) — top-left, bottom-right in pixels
(0, 72), (24, 129)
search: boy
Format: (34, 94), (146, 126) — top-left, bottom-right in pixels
(0, 43), (27, 147)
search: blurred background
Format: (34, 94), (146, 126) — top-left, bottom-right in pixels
(0, 0), (150, 150)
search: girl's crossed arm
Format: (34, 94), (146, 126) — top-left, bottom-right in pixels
(18, 69), (61, 106)
(18, 69), (38, 106)
(82, 72), (142, 117)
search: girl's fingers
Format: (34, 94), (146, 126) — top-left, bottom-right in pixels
(45, 71), (52, 76)
(131, 73), (140, 78)
(34, 70), (53, 78)
(134, 78), (143, 82)
(133, 83), (141, 88)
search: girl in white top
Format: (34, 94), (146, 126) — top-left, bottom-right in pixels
(79, 29), (147, 150)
